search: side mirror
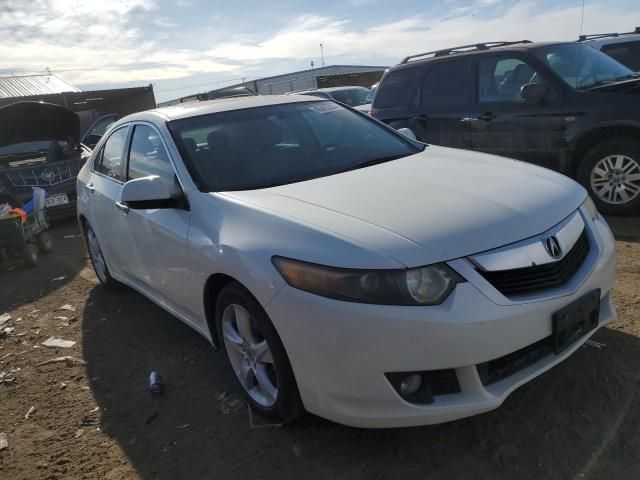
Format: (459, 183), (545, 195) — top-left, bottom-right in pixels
(520, 83), (547, 103)
(120, 175), (185, 210)
(397, 127), (417, 141)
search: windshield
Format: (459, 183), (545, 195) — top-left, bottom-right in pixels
(330, 88), (373, 106)
(0, 141), (52, 158)
(533, 43), (636, 89)
(0, 140), (76, 166)
(168, 101), (420, 192)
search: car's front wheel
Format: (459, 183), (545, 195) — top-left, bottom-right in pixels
(85, 224), (119, 289)
(577, 138), (640, 216)
(215, 282), (303, 423)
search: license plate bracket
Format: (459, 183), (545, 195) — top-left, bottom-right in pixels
(552, 289), (600, 354)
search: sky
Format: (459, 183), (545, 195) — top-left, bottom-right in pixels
(1, 0), (640, 103)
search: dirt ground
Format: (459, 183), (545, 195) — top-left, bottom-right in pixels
(0, 217), (639, 480)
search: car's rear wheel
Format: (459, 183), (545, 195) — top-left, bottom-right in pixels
(577, 138), (640, 216)
(85, 225), (119, 289)
(37, 232), (54, 254)
(215, 282), (303, 423)
(22, 244), (39, 267)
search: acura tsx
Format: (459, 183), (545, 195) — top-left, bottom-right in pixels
(77, 95), (616, 428)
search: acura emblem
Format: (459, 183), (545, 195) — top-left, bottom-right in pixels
(544, 235), (563, 259)
(41, 169), (56, 182)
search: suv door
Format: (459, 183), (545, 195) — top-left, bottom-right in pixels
(119, 123), (194, 317)
(87, 125), (129, 275)
(407, 58), (472, 148)
(468, 54), (566, 169)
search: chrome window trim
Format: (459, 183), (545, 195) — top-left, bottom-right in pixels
(91, 124), (131, 185)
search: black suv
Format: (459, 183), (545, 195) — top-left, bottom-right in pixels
(371, 41), (640, 215)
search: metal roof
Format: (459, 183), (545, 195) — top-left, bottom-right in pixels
(0, 74), (80, 99)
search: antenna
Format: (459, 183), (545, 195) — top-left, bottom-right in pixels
(579, 0), (585, 36)
(320, 43), (325, 67)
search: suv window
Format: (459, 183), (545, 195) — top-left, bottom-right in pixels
(128, 124), (175, 183)
(374, 67), (419, 108)
(420, 60), (469, 107)
(96, 127), (128, 180)
(478, 57), (547, 102)
(601, 41), (640, 72)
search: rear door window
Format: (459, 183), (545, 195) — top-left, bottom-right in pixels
(601, 41), (640, 71)
(419, 59), (470, 108)
(373, 67), (419, 108)
(96, 127), (128, 181)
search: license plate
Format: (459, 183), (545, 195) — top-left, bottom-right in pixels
(552, 289), (600, 354)
(45, 194), (69, 208)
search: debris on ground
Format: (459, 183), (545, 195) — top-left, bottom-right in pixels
(0, 312), (11, 326)
(0, 432), (7, 451)
(148, 371), (164, 394)
(63, 234), (82, 239)
(175, 424), (190, 429)
(24, 406), (36, 419)
(51, 276), (66, 282)
(42, 337), (76, 349)
(36, 356), (87, 367)
(58, 304), (75, 311)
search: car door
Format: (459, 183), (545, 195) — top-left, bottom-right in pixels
(87, 125), (129, 276)
(468, 54), (566, 169)
(118, 122), (194, 315)
(406, 58), (472, 149)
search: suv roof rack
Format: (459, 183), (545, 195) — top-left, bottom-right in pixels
(400, 40), (533, 64)
(578, 27), (640, 41)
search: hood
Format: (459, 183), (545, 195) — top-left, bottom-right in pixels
(0, 101), (80, 148)
(225, 146), (586, 267)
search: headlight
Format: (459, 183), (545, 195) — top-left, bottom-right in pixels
(272, 257), (463, 306)
(582, 196), (599, 221)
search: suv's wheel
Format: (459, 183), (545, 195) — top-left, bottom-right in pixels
(85, 225), (119, 289)
(577, 138), (640, 216)
(215, 282), (303, 423)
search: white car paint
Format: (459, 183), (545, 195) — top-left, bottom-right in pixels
(77, 95), (616, 428)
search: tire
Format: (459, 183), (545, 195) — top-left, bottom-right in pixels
(577, 138), (640, 216)
(23, 244), (39, 267)
(84, 224), (119, 289)
(215, 282), (303, 423)
(37, 231), (54, 254)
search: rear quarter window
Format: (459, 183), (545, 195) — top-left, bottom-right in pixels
(373, 67), (419, 108)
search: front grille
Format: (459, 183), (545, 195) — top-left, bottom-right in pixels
(477, 336), (553, 386)
(4, 158), (83, 188)
(478, 230), (590, 297)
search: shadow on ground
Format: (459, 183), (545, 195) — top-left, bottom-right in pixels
(0, 219), (86, 311)
(82, 285), (640, 480)
(606, 216), (640, 243)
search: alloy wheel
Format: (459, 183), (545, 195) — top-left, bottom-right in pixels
(221, 303), (278, 407)
(590, 154), (640, 205)
(86, 228), (108, 283)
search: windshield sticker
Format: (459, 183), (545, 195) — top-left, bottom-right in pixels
(309, 103), (342, 114)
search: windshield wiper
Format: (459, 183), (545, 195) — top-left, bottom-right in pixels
(583, 74), (640, 90)
(333, 153), (411, 175)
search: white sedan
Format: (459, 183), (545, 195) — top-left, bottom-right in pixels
(77, 95), (616, 428)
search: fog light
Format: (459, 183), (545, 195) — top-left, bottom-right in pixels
(399, 374), (423, 396)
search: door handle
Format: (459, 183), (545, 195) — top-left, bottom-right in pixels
(477, 112), (496, 122)
(86, 183), (95, 194)
(115, 201), (130, 214)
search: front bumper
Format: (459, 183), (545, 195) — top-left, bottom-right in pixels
(265, 214), (617, 428)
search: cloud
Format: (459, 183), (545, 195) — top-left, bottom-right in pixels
(0, 0), (238, 86)
(206, 2), (640, 63)
(176, 0), (194, 6)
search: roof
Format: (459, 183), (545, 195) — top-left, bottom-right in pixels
(393, 41), (572, 69)
(299, 86), (372, 93)
(0, 74), (80, 99)
(147, 95), (319, 121)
